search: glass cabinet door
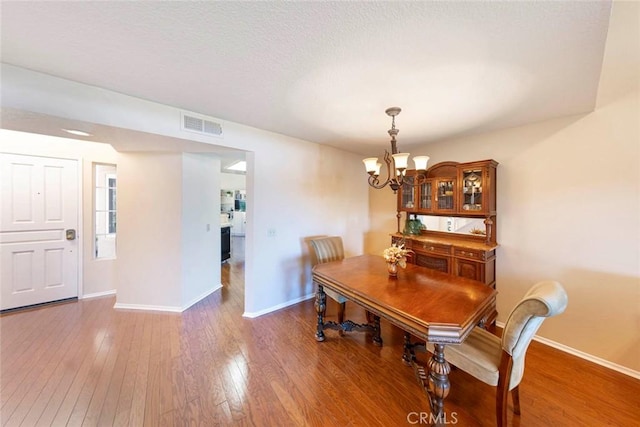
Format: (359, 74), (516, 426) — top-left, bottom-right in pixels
(461, 168), (484, 212)
(435, 179), (456, 212)
(418, 180), (432, 211)
(399, 174), (416, 211)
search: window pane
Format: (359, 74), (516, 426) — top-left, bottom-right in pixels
(109, 188), (116, 210)
(109, 212), (116, 234)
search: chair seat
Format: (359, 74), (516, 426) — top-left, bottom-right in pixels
(428, 327), (502, 386)
(324, 287), (348, 304)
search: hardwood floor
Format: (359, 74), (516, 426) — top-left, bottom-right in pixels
(2, 247), (639, 426)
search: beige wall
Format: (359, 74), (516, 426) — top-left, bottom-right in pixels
(226, 125), (369, 316)
(366, 1), (639, 373)
(115, 153), (183, 309)
(0, 130), (119, 297)
(116, 152), (222, 310)
(181, 153), (221, 308)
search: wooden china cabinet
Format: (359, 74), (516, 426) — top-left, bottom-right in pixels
(392, 159), (499, 326)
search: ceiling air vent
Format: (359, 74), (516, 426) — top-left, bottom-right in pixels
(181, 112), (223, 137)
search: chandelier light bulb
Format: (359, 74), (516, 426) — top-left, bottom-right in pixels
(391, 153), (410, 171)
(413, 156), (430, 171)
(363, 157), (379, 174)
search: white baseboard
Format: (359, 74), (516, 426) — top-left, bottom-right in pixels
(495, 321), (640, 380)
(243, 292), (315, 318)
(113, 284), (222, 313)
(80, 289), (116, 300)
(182, 284), (222, 311)
(113, 302), (183, 313)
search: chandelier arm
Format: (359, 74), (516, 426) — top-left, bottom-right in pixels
(381, 150), (396, 186)
(365, 150), (392, 189)
(384, 150), (402, 187)
(403, 171), (428, 187)
(367, 174), (391, 189)
(365, 149), (403, 190)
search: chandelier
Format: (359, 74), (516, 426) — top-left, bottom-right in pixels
(363, 107), (430, 193)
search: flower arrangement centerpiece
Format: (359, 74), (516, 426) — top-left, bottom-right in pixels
(383, 243), (411, 277)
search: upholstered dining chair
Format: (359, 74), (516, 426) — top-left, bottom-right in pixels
(309, 236), (348, 325)
(430, 280), (568, 427)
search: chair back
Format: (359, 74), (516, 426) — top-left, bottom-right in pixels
(501, 280), (568, 388)
(310, 236), (345, 265)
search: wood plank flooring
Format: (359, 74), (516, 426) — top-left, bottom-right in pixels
(2, 244), (639, 426)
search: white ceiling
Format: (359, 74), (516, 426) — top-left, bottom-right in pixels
(1, 1), (612, 155)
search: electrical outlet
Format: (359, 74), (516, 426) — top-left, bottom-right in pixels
(267, 228), (276, 237)
(206, 224), (210, 232)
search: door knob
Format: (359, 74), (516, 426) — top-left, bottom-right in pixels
(66, 229), (77, 240)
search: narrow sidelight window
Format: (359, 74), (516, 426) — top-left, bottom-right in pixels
(94, 164), (117, 259)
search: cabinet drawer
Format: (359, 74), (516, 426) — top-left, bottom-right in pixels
(416, 243), (451, 255)
(454, 258), (483, 282)
(454, 248), (485, 260)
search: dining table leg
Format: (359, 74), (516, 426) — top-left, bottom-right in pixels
(427, 343), (451, 422)
(402, 332), (416, 365)
(372, 314), (383, 346)
(314, 285), (326, 342)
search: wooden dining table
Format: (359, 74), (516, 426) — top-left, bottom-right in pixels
(312, 254), (497, 422)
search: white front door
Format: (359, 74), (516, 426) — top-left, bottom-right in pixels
(0, 154), (79, 310)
